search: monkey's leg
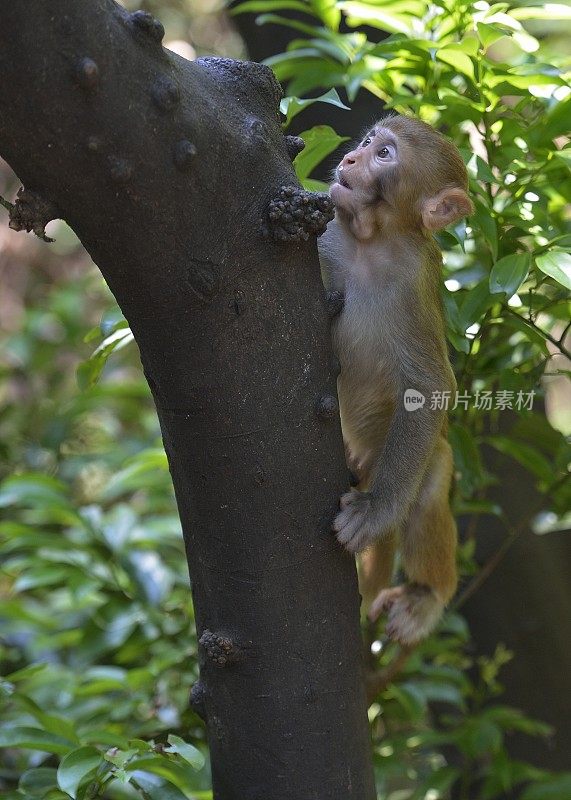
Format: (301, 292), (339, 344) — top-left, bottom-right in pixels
(369, 438), (457, 644)
(359, 535), (397, 613)
(353, 458), (398, 615)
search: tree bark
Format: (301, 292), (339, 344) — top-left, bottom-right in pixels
(0, 3), (375, 798)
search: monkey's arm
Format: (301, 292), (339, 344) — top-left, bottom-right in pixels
(334, 354), (453, 553)
(317, 220), (347, 293)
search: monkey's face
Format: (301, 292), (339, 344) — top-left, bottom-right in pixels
(330, 127), (399, 213)
(330, 115), (473, 238)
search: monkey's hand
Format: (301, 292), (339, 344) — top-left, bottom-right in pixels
(333, 488), (395, 553)
(368, 584), (443, 645)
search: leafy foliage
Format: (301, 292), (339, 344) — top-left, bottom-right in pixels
(0, 274), (209, 799)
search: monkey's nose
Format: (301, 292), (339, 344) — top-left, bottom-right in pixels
(342, 156), (356, 166)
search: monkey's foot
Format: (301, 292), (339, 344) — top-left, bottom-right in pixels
(333, 489), (382, 553)
(368, 584), (443, 645)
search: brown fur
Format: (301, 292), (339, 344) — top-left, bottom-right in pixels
(318, 114), (473, 644)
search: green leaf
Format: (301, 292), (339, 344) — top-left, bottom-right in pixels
(130, 773), (191, 800)
(104, 747), (140, 768)
(310, 0), (341, 29)
(0, 726), (74, 755)
(511, 3), (571, 19)
(520, 773), (571, 800)
(127, 755), (198, 799)
(486, 436), (553, 482)
(0, 473), (84, 528)
(5, 663), (48, 682)
(473, 198), (498, 260)
(489, 253), (530, 296)
(411, 766), (460, 800)
(474, 155), (496, 184)
(449, 424), (486, 494)
(483, 706), (553, 737)
(14, 566), (71, 592)
(535, 251), (571, 290)
(447, 219), (468, 251)
(486, 72), (565, 91)
(84, 312), (128, 343)
(437, 47), (475, 81)
(554, 149), (571, 166)
(461, 717), (503, 757)
(165, 735), (205, 770)
(480, 750), (513, 798)
(15, 698), (79, 744)
(502, 314), (550, 353)
(386, 682), (427, 719)
(411, 680), (465, 708)
(100, 308), (128, 337)
(77, 327), (134, 390)
(338, 1), (419, 34)
(477, 22), (506, 48)
(293, 125), (349, 180)
(280, 88), (349, 126)
(102, 448), (170, 501)
(232, 0), (316, 15)
(57, 746), (103, 799)
(538, 95), (571, 142)
(19, 768), (59, 798)
(454, 499), (502, 517)
(302, 177), (330, 192)
(458, 280), (496, 331)
(447, 329), (470, 353)
(0, 474), (68, 509)
(254, 12), (323, 37)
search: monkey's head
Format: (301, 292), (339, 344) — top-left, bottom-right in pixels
(330, 114), (474, 241)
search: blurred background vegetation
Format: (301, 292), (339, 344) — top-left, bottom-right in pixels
(0, 0), (570, 798)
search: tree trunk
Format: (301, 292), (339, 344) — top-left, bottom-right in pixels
(0, 2), (375, 798)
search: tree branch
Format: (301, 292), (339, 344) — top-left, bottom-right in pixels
(504, 307), (571, 361)
(0, 3), (375, 797)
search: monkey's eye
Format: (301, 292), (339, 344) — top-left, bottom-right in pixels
(376, 144), (395, 161)
(361, 137), (371, 147)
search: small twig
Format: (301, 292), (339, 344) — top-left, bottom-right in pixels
(366, 642), (415, 702)
(0, 188), (56, 242)
(453, 532), (516, 610)
(454, 471), (571, 610)
(504, 307), (571, 361)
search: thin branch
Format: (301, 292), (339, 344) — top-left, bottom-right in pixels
(504, 307), (571, 361)
(454, 471), (571, 610)
(366, 642), (416, 702)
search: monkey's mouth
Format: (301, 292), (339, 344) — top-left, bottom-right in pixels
(337, 173), (352, 190)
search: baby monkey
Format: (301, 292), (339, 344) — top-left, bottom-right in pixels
(318, 114), (473, 644)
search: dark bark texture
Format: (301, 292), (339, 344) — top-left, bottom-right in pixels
(0, 2), (375, 798)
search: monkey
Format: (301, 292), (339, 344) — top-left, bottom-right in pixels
(318, 113), (474, 645)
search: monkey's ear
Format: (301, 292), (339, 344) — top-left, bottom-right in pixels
(421, 188), (474, 231)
